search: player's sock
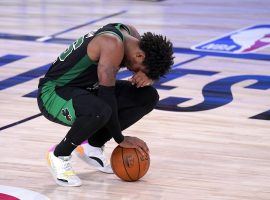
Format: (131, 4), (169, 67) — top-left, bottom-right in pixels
(54, 137), (78, 157)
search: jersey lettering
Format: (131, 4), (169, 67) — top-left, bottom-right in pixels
(59, 36), (84, 61)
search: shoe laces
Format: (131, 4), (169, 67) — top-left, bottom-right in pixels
(58, 156), (74, 172)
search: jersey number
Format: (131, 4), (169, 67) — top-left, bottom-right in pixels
(59, 36), (84, 61)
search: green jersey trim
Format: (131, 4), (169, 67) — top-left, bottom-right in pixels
(115, 23), (131, 34)
(95, 31), (124, 42)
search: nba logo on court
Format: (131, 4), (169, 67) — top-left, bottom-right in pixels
(192, 25), (270, 53)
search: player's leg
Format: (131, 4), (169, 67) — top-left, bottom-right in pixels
(90, 80), (159, 146)
(38, 86), (112, 186)
(76, 80), (159, 168)
(53, 87), (112, 156)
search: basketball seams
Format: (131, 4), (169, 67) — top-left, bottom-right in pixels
(111, 145), (150, 181)
(121, 147), (134, 181)
(134, 149), (141, 180)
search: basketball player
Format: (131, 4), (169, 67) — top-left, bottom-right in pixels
(37, 23), (174, 186)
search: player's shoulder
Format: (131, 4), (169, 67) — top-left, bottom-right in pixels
(96, 33), (124, 52)
(87, 31), (124, 63)
(98, 33), (123, 43)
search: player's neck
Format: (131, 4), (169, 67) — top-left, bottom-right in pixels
(123, 36), (140, 56)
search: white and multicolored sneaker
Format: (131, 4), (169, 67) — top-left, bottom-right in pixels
(75, 141), (113, 174)
(46, 147), (82, 187)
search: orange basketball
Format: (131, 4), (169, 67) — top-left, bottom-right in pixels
(110, 145), (150, 182)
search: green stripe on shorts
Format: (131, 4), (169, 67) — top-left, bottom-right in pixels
(40, 81), (76, 126)
(39, 55), (96, 125)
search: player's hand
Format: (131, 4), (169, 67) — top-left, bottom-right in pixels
(128, 71), (154, 88)
(119, 136), (149, 157)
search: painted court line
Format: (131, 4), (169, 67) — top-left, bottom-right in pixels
(0, 113), (42, 132)
(36, 10), (127, 42)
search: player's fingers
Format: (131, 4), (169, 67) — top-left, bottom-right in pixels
(137, 80), (144, 87)
(136, 145), (146, 157)
(134, 75), (142, 83)
(140, 79), (149, 87)
(141, 142), (149, 154)
(135, 79), (144, 88)
(146, 80), (153, 86)
(135, 139), (149, 154)
(137, 81), (144, 88)
(129, 77), (136, 85)
(144, 142), (149, 153)
(141, 80), (149, 87)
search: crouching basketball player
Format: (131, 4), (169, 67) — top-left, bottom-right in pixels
(37, 23), (174, 186)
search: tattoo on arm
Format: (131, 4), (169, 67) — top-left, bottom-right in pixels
(98, 63), (118, 86)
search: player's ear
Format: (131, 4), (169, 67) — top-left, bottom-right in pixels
(135, 50), (145, 63)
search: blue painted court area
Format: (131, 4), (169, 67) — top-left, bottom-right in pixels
(0, 63), (51, 91)
(0, 54), (27, 67)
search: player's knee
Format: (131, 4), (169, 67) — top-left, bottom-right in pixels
(86, 102), (112, 127)
(150, 86), (159, 105)
(141, 86), (159, 111)
(76, 101), (112, 127)
(97, 103), (112, 124)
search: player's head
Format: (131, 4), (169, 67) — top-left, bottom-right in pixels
(139, 32), (174, 80)
(125, 32), (174, 80)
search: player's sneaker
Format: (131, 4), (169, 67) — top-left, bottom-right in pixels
(46, 147), (82, 187)
(75, 141), (113, 174)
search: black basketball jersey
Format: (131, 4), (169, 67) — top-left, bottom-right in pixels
(39, 23), (130, 89)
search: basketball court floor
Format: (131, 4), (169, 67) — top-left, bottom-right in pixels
(0, 0), (269, 199)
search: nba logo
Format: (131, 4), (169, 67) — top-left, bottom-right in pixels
(192, 25), (270, 54)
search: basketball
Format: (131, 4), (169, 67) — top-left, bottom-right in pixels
(110, 145), (150, 182)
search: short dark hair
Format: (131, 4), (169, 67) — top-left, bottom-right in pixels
(139, 32), (174, 80)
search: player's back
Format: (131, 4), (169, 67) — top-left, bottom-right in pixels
(39, 23), (130, 90)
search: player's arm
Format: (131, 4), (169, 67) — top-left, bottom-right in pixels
(92, 34), (124, 144)
(96, 34), (123, 87)
(128, 71), (154, 88)
(91, 34), (149, 156)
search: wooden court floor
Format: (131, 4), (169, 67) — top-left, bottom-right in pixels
(0, 0), (270, 199)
